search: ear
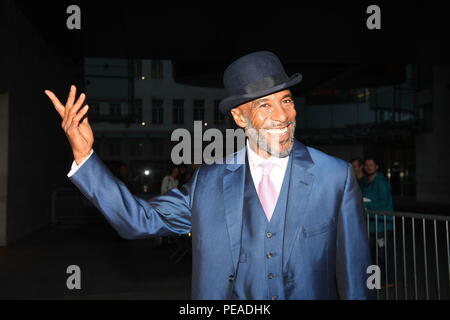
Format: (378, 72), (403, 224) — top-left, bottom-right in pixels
(230, 106), (248, 129)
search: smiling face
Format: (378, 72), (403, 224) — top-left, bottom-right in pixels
(230, 89), (297, 159)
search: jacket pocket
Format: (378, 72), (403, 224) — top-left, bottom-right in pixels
(302, 220), (334, 238)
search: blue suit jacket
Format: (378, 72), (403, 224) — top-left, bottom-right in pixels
(70, 139), (373, 299)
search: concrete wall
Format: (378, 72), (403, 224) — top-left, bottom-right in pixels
(1, 0), (82, 245)
(415, 65), (450, 204)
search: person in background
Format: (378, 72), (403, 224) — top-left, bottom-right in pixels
(177, 165), (188, 187)
(160, 167), (179, 194)
(350, 157), (365, 186)
(360, 156), (394, 287)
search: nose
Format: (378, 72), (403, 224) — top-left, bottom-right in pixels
(270, 102), (289, 124)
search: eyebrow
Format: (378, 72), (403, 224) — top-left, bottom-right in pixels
(251, 93), (294, 108)
(252, 98), (268, 108)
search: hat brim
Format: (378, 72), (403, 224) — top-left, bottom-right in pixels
(218, 73), (302, 114)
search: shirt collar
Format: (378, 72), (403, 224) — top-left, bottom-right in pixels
(246, 140), (289, 169)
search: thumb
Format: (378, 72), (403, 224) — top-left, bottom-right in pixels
(81, 115), (89, 126)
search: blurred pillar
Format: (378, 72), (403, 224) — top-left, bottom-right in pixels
(0, 93), (8, 246)
(415, 65), (450, 204)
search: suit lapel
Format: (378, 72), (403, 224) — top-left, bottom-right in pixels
(223, 147), (246, 273)
(283, 140), (316, 270)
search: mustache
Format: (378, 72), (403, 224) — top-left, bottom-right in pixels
(263, 121), (295, 129)
(243, 116), (295, 130)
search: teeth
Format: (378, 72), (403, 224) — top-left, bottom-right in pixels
(265, 127), (287, 134)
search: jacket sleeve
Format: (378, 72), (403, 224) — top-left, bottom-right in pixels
(336, 163), (375, 300)
(69, 152), (197, 240)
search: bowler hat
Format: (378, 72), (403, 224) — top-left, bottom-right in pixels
(219, 51), (302, 114)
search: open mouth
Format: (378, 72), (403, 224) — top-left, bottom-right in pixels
(264, 124), (291, 141)
(265, 127), (288, 134)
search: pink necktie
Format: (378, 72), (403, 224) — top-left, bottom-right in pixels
(258, 161), (278, 221)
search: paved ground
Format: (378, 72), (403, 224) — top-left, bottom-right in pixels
(1, 194), (449, 300)
(0, 224), (191, 299)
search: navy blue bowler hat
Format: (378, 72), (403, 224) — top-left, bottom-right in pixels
(219, 51), (302, 114)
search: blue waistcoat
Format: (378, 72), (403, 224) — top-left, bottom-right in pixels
(232, 154), (292, 300)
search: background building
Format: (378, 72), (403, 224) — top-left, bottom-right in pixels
(85, 58), (228, 194)
(85, 59), (447, 203)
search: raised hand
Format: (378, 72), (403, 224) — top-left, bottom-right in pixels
(45, 85), (94, 165)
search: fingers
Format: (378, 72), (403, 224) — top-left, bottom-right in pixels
(65, 85), (77, 108)
(65, 104), (89, 134)
(71, 92), (86, 115)
(44, 90), (65, 118)
(64, 93), (86, 129)
(71, 105), (89, 126)
(63, 85), (76, 127)
(65, 105), (89, 137)
(46, 85), (89, 132)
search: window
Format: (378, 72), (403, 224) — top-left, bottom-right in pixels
(151, 60), (163, 79)
(193, 99), (204, 121)
(173, 99), (184, 124)
(152, 99), (164, 124)
(134, 99), (143, 123)
(109, 103), (121, 116)
(108, 143), (121, 156)
(214, 100), (225, 124)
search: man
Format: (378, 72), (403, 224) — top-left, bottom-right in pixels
(45, 51), (372, 299)
(161, 167), (179, 194)
(360, 157), (394, 287)
(360, 157), (394, 229)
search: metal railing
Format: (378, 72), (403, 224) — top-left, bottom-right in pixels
(367, 210), (450, 300)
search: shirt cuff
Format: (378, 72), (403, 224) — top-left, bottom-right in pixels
(67, 149), (94, 178)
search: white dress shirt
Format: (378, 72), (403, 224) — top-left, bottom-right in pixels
(246, 143), (290, 197)
(67, 149), (94, 177)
